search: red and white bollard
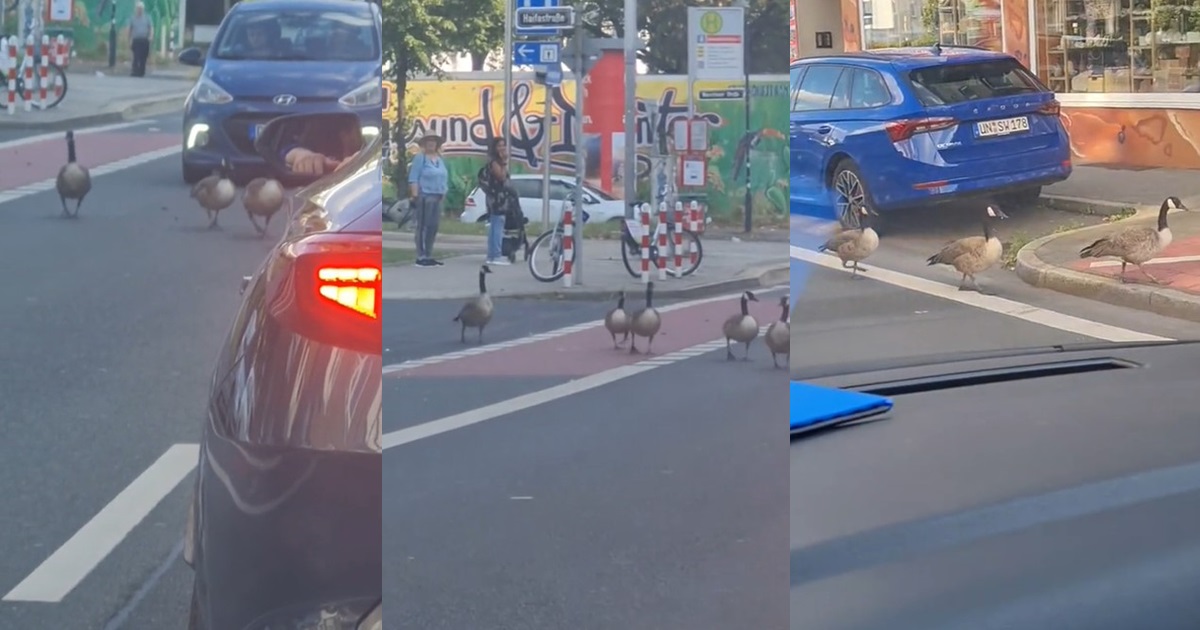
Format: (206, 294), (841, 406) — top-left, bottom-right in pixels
(673, 202), (684, 275)
(639, 204), (651, 283)
(38, 35), (49, 109)
(53, 36), (66, 100)
(656, 203), (668, 280)
(688, 201), (701, 267)
(22, 35), (33, 112)
(4, 38), (16, 115)
(561, 209), (575, 288)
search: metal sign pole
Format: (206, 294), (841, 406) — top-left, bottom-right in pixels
(573, 28), (585, 285)
(503, 0), (514, 160)
(541, 84), (551, 229)
(621, 0), (636, 216)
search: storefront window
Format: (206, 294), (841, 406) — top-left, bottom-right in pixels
(861, 0), (1004, 50)
(1035, 0), (1200, 92)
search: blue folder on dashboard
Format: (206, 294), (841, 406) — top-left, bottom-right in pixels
(791, 381), (893, 435)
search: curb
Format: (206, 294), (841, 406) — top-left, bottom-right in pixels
(383, 263), (790, 301)
(0, 92), (187, 131)
(1038, 194), (1137, 217)
(1014, 220), (1200, 324)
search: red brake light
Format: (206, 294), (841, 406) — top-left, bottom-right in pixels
(884, 117), (957, 142)
(273, 232), (381, 355)
(1038, 99), (1061, 116)
(465, 197), (476, 206)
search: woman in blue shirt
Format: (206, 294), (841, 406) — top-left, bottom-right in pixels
(407, 133), (451, 267)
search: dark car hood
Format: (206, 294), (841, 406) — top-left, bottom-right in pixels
(206, 60), (377, 99)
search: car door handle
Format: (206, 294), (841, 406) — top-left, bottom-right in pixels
(815, 125), (832, 134)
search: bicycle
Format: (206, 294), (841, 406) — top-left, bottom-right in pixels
(527, 195), (590, 283)
(618, 202), (703, 279)
(0, 54), (68, 110)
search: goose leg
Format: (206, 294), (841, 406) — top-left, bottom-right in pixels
(646, 334), (656, 355)
(771, 352), (779, 369)
(59, 195), (69, 217)
(263, 213), (273, 238)
(629, 337), (640, 355)
(247, 211), (264, 236)
(743, 340), (753, 361)
(726, 338), (736, 361)
(957, 273), (970, 291)
(1138, 264), (1164, 284)
(477, 325), (486, 344)
(73, 198), (83, 218)
(611, 332), (619, 349)
(460, 323), (467, 344)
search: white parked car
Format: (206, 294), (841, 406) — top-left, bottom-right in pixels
(459, 174), (626, 225)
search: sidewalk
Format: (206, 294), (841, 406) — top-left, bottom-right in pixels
(383, 230), (789, 300)
(0, 63), (194, 131)
(1017, 164), (1200, 322)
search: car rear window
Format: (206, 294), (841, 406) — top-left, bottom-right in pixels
(907, 59), (1044, 106)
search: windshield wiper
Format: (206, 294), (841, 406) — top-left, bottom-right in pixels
(790, 381), (893, 438)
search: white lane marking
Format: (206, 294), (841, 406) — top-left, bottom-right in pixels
(0, 145), (181, 206)
(790, 245), (1171, 343)
(1089, 255), (1200, 268)
(383, 326), (773, 449)
(0, 121), (151, 151)
(383, 287), (786, 375)
(3, 443), (199, 603)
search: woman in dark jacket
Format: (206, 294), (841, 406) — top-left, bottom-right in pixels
(480, 138), (515, 265)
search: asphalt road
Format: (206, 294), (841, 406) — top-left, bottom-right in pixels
(0, 111), (280, 629)
(384, 293), (790, 629)
(790, 207), (1200, 630)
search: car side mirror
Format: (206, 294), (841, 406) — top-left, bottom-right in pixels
(177, 47), (204, 67)
(254, 112), (365, 183)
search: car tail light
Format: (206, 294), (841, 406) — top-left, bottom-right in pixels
(884, 117), (957, 142)
(465, 196), (476, 207)
(274, 232), (381, 355)
(1038, 99), (1061, 116)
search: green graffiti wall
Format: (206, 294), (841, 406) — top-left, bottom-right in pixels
(37, 0), (179, 56)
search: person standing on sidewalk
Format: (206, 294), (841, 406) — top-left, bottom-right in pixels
(128, 2), (153, 77)
(480, 138), (514, 266)
(407, 133), (449, 268)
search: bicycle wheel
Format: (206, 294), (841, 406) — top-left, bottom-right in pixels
(34, 64), (67, 110)
(528, 229), (572, 283)
(619, 231), (646, 279)
(665, 229), (704, 277)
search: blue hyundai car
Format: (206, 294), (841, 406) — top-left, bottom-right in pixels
(790, 46), (1071, 226)
(177, 0), (383, 184)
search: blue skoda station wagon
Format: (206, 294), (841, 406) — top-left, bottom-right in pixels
(790, 46), (1071, 226)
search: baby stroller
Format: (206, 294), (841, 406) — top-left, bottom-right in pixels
(500, 200), (530, 263)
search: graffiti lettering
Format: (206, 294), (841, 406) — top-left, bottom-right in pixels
(405, 81), (723, 174)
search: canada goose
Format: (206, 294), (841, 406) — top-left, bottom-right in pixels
(191, 158), (236, 230)
(453, 265), (494, 344)
(722, 290), (760, 361)
(604, 290), (630, 349)
(243, 177), (286, 238)
(628, 281), (661, 355)
(55, 130), (91, 218)
(764, 296), (790, 369)
(1079, 196), (1189, 284)
(819, 205), (879, 277)
(926, 204), (1009, 293)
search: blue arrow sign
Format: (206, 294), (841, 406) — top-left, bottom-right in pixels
(515, 0), (562, 36)
(513, 42), (560, 67)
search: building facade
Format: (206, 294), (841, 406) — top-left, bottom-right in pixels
(797, 0), (1200, 170)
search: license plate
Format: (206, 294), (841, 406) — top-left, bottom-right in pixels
(249, 123), (265, 140)
(975, 116), (1029, 138)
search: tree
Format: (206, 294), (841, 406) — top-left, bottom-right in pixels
(433, 0), (505, 70)
(586, 0), (789, 74)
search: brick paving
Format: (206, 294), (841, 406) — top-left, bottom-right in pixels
(1069, 232), (1200, 293)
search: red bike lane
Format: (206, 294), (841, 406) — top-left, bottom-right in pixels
(390, 289), (788, 379)
(0, 130), (179, 189)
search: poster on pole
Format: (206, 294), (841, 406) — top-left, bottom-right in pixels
(47, 0), (72, 22)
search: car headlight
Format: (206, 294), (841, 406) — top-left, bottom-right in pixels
(189, 76), (234, 105)
(356, 602), (381, 630)
(243, 598), (377, 630)
(340, 80), (382, 108)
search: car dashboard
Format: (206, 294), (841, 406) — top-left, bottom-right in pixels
(791, 340), (1200, 630)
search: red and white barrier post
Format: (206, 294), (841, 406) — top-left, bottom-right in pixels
(688, 201), (701, 267)
(673, 201), (684, 276)
(3, 38), (16, 115)
(561, 208), (575, 288)
(38, 35), (49, 109)
(22, 35), (33, 112)
(53, 36), (66, 100)
(639, 204), (651, 283)
(656, 203), (668, 280)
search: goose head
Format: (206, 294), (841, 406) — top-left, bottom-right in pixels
(480, 264), (493, 275)
(985, 204), (1009, 220)
(743, 290), (759, 303)
(1162, 196), (1188, 212)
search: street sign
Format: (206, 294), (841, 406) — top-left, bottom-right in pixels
(542, 66), (563, 87)
(516, 6), (574, 33)
(687, 7), (745, 81)
(382, 80), (398, 123)
(512, 41), (560, 67)
(515, 0), (562, 37)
